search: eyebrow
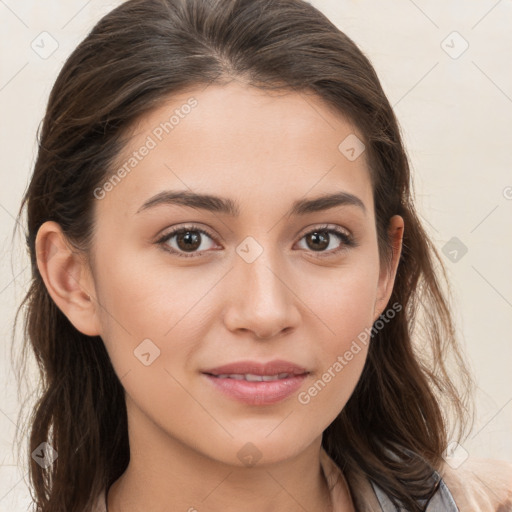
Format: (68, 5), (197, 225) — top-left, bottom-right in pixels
(135, 190), (366, 217)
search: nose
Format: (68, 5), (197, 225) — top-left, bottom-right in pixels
(222, 247), (300, 339)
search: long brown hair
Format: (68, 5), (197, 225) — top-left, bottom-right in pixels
(11, 0), (474, 510)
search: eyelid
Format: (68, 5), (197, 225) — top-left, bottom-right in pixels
(155, 222), (356, 259)
(296, 223), (351, 240)
(295, 223), (356, 258)
(155, 224), (220, 258)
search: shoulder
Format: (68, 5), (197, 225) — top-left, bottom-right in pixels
(322, 446), (512, 512)
(438, 456), (512, 511)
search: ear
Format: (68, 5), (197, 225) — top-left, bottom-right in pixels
(35, 221), (101, 337)
(373, 215), (404, 320)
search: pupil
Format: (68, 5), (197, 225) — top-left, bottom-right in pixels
(308, 231), (329, 251)
(178, 231), (201, 251)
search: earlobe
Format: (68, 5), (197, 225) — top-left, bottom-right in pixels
(35, 221), (100, 337)
(374, 215), (404, 319)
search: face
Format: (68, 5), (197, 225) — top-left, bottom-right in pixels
(39, 80), (403, 468)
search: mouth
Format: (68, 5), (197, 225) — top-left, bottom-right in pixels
(203, 372), (306, 381)
(202, 358), (309, 378)
(201, 359), (310, 405)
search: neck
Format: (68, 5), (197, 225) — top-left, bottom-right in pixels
(106, 401), (335, 512)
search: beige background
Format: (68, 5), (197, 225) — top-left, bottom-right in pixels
(1, 0), (511, 508)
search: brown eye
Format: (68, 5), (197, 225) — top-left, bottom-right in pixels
(304, 230), (330, 251)
(157, 225), (218, 258)
(175, 230), (202, 252)
(296, 224), (355, 257)
(156, 223), (356, 259)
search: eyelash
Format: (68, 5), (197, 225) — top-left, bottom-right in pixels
(155, 223), (357, 259)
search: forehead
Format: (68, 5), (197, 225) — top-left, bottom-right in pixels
(97, 80), (373, 219)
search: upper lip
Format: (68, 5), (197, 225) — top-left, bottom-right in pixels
(203, 359), (309, 376)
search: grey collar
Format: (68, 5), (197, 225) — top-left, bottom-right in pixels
(370, 471), (459, 511)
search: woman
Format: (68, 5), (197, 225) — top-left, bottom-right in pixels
(12, 0), (512, 510)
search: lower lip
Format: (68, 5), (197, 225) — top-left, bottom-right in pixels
(203, 373), (308, 405)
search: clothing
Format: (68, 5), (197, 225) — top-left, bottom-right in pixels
(92, 448), (512, 511)
(322, 449), (512, 511)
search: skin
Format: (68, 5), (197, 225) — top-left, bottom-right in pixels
(35, 79), (403, 512)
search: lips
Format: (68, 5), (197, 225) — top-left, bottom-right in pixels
(202, 359), (309, 377)
(201, 359), (310, 405)
(213, 373), (293, 381)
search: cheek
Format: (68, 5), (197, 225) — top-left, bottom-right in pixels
(93, 244), (216, 379)
(294, 289), (373, 431)
(295, 259), (378, 415)
(303, 256), (379, 339)
(297, 343), (368, 433)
